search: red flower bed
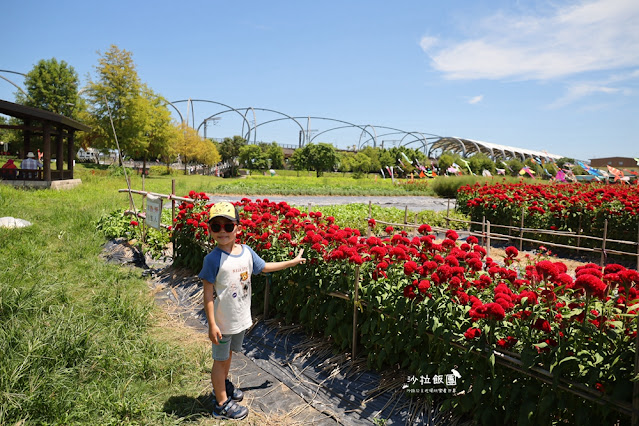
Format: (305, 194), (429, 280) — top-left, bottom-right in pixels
(457, 181), (639, 250)
(172, 194), (638, 423)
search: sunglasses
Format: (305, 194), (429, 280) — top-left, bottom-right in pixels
(209, 222), (236, 233)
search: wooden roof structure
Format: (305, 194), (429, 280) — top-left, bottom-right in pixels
(0, 99), (90, 182)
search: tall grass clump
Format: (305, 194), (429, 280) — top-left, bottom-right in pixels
(0, 173), (206, 424)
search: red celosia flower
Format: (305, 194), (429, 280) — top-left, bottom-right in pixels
(445, 230), (459, 241)
(404, 261), (418, 276)
(464, 327), (481, 339)
(505, 246), (518, 258)
(466, 236), (478, 245)
(417, 280), (430, 293)
(536, 260), (559, 281)
(130, 220), (139, 226)
(403, 284), (417, 299)
(532, 318), (552, 333)
(574, 274), (607, 299)
(418, 224), (432, 234)
(368, 218), (376, 227)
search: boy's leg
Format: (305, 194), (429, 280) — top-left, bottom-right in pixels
(211, 358), (231, 405)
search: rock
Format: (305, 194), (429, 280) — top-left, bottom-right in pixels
(0, 217), (32, 228)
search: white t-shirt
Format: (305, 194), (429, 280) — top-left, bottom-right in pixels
(198, 244), (266, 334)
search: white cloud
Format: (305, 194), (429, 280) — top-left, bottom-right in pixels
(549, 69), (637, 107)
(420, 0), (639, 80)
(468, 95), (484, 104)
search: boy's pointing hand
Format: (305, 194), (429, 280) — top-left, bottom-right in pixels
(294, 248), (306, 265)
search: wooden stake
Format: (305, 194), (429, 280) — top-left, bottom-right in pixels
(352, 265), (361, 360)
(600, 219), (608, 266)
(633, 313), (639, 426)
(486, 220), (490, 256)
(519, 206), (525, 251)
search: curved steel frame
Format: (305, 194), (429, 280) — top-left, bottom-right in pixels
(166, 98), (565, 160)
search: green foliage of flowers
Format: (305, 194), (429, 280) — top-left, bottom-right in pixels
(96, 208), (172, 259)
(310, 203), (468, 232)
(213, 174), (436, 196)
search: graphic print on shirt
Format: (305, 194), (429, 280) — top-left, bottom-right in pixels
(240, 270), (249, 297)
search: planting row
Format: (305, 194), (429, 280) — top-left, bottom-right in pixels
(456, 181), (639, 251)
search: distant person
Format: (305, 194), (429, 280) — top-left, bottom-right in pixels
(198, 202), (306, 420)
(21, 152), (42, 179)
(1, 158), (18, 179)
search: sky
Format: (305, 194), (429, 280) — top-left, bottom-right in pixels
(1, 0), (638, 161)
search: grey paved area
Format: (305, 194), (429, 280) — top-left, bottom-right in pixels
(207, 195), (456, 213)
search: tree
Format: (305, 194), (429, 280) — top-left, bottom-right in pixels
(239, 144), (268, 171)
(469, 153), (495, 175)
(303, 143), (339, 177)
(266, 142), (284, 169)
(216, 135), (245, 177)
(290, 148), (308, 176)
(437, 153), (454, 174)
(141, 88), (180, 173)
(359, 146), (381, 173)
(174, 123), (203, 174)
(84, 45), (148, 162)
(351, 152), (372, 178)
(16, 58), (84, 119)
(198, 139), (221, 169)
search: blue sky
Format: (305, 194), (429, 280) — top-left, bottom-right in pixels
(1, 0), (637, 161)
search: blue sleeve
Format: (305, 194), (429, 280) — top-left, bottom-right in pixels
(246, 245), (266, 274)
(198, 249), (222, 283)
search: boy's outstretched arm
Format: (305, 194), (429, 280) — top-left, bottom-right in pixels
(262, 248), (306, 273)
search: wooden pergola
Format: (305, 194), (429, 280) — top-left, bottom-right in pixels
(0, 98), (90, 182)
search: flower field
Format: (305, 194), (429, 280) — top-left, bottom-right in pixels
(173, 191), (638, 425)
(456, 181), (639, 256)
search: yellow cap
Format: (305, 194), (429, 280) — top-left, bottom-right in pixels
(208, 202), (239, 223)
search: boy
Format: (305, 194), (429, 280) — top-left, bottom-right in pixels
(198, 201), (305, 420)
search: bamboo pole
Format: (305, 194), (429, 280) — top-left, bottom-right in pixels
(141, 175), (146, 244)
(171, 179), (176, 258)
(404, 205), (408, 224)
(368, 200), (372, 218)
(352, 265), (361, 360)
(632, 312), (639, 426)
(482, 216), (486, 246)
(486, 221), (491, 257)
(519, 206), (525, 251)
(446, 199), (450, 229)
(601, 219), (608, 267)
(634, 313), (639, 425)
(577, 215), (582, 252)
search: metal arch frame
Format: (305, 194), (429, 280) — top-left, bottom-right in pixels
(428, 137), (467, 158)
(173, 99), (253, 140)
(294, 117), (377, 148)
(398, 131), (432, 154)
(244, 108), (306, 146)
(195, 109), (252, 141)
(357, 124), (378, 148)
(199, 110), (307, 145)
(162, 99), (184, 123)
(0, 69), (33, 102)
(241, 107), (257, 144)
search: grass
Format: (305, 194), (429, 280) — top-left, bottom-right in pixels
(0, 164), (464, 424)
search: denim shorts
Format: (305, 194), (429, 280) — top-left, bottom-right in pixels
(212, 329), (246, 361)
